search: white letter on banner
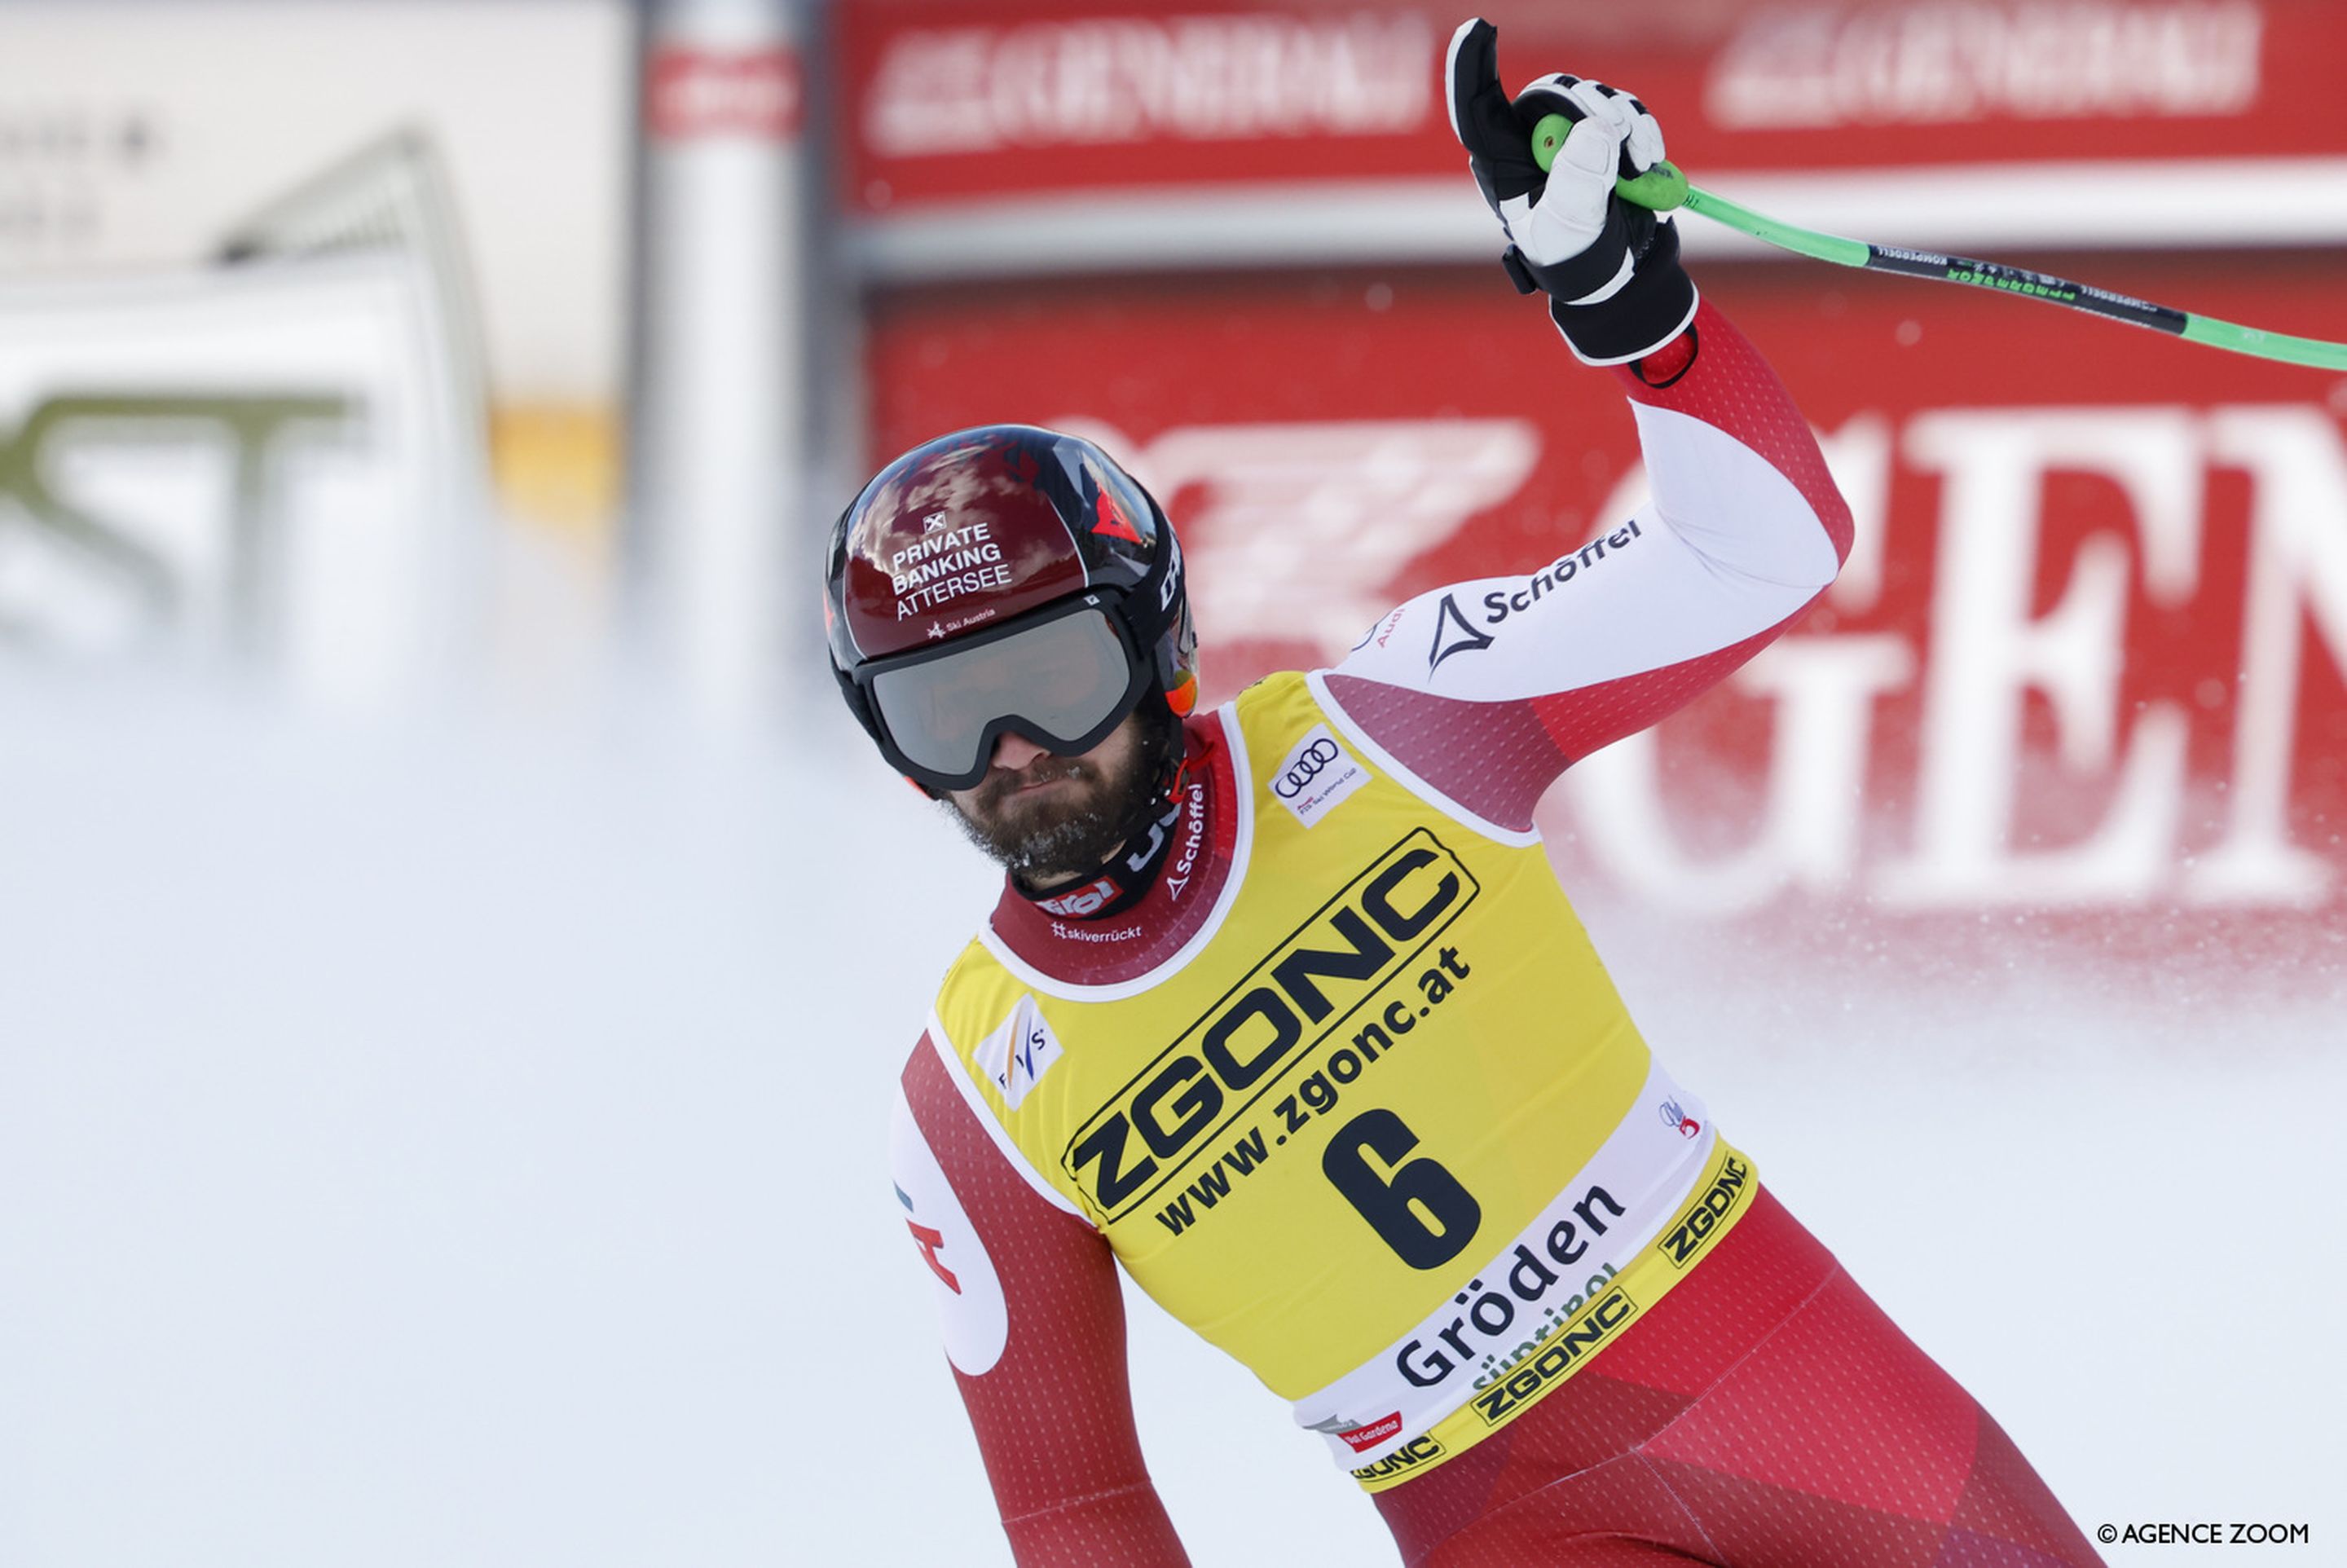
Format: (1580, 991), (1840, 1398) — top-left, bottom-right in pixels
(1884, 408), (2201, 906)
(2191, 407), (2347, 906)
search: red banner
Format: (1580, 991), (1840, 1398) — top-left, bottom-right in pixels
(867, 254), (2347, 924)
(839, 0), (2346, 213)
(648, 45), (804, 143)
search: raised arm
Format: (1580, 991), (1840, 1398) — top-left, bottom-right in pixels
(892, 1037), (1189, 1566)
(1318, 24), (1853, 831)
(1324, 302), (1852, 830)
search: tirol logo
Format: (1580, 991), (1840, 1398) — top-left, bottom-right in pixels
(1063, 829), (1477, 1219)
(1038, 876), (1118, 918)
(1658, 1098), (1702, 1139)
(1425, 592), (1494, 674)
(1271, 723), (1368, 829)
(973, 997), (1065, 1112)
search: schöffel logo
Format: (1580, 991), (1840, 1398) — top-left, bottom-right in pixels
(1662, 1154), (1749, 1268)
(1062, 830), (1477, 1219)
(1351, 1434), (1445, 1483)
(1425, 592), (1494, 674)
(1270, 724), (1368, 828)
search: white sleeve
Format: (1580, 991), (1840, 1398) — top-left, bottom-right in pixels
(1333, 401), (1840, 702)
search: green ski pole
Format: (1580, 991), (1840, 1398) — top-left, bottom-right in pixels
(1528, 113), (2347, 373)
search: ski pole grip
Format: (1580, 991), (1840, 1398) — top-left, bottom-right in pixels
(1530, 112), (1689, 212)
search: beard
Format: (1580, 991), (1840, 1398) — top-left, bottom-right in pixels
(946, 707), (1178, 887)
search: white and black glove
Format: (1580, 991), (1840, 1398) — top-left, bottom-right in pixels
(1446, 17), (1698, 364)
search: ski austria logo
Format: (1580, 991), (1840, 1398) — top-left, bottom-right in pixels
(893, 1086), (1010, 1375)
(896, 1183), (961, 1294)
(1658, 1098), (1702, 1139)
(974, 995), (1065, 1111)
(1271, 723), (1368, 828)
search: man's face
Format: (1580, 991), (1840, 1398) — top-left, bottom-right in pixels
(944, 711), (1160, 889)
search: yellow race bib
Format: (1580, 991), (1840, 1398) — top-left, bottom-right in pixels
(928, 671), (1751, 1484)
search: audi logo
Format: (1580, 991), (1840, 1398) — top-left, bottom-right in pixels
(1273, 739), (1343, 798)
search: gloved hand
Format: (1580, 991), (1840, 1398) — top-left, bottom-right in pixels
(1446, 17), (1698, 365)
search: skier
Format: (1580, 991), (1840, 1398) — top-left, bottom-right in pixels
(839, 21), (2104, 1566)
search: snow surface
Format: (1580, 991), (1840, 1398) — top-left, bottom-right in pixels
(2, 667), (2339, 1567)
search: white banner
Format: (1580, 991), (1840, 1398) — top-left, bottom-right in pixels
(0, 255), (482, 704)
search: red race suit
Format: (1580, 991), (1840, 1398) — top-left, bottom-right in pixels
(889, 302), (2105, 1568)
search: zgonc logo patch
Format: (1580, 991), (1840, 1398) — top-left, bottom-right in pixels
(1062, 829), (1477, 1221)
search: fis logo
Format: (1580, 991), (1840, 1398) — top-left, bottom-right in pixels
(974, 997), (1065, 1111)
(1658, 1098), (1702, 1139)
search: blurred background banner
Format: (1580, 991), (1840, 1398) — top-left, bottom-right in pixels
(6, 0), (2338, 923)
(0, 254), (473, 698)
(866, 258), (2347, 925)
(840, 0), (2347, 271)
(0, 0), (631, 692)
(842, 0), (2347, 932)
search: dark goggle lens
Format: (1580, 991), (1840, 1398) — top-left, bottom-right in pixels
(870, 608), (1137, 782)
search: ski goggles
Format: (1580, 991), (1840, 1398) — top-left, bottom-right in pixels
(856, 593), (1151, 792)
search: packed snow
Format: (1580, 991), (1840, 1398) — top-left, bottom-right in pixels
(2, 663), (2337, 1566)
